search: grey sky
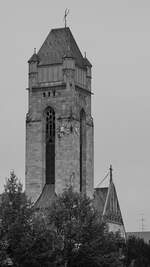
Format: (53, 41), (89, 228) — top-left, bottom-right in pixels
(0, 0), (150, 232)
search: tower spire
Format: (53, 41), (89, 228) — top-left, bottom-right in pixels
(109, 164), (113, 183)
(64, 8), (69, 28)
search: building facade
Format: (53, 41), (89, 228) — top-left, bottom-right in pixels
(25, 27), (94, 203)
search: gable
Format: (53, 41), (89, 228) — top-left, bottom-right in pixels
(103, 182), (123, 225)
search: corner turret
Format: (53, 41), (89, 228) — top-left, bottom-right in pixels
(84, 53), (92, 91)
(63, 47), (75, 87)
(28, 48), (39, 87)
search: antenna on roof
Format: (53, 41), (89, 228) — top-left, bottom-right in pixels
(139, 213), (145, 232)
(64, 8), (69, 28)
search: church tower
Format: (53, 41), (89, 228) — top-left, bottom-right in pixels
(25, 27), (94, 203)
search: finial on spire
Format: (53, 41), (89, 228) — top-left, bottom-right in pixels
(34, 48), (36, 54)
(109, 164), (113, 183)
(84, 52), (87, 58)
(64, 8), (69, 28)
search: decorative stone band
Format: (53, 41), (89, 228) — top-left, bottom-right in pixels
(26, 112), (41, 123)
(26, 82), (66, 91)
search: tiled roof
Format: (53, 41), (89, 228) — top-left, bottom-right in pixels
(34, 184), (56, 209)
(36, 27), (92, 68)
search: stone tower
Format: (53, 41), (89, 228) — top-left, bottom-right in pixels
(25, 27), (94, 203)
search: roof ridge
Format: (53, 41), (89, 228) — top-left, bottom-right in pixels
(51, 27), (70, 31)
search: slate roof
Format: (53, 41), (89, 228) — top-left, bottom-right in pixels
(28, 53), (39, 63)
(34, 184), (56, 209)
(94, 187), (108, 215)
(34, 27), (92, 68)
(94, 180), (124, 225)
(83, 57), (92, 67)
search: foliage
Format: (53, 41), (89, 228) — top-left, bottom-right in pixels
(0, 175), (124, 267)
(13, 214), (55, 267)
(0, 171), (32, 266)
(48, 186), (124, 267)
(0, 172), (54, 267)
(126, 236), (150, 267)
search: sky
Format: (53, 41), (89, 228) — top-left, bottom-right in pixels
(0, 0), (150, 232)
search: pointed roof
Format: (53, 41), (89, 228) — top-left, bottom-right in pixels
(83, 57), (92, 67)
(28, 51), (39, 63)
(103, 181), (123, 223)
(94, 180), (124, 225)
(36, 27), (91, 68)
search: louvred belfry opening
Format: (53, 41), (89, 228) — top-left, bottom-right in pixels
(45, 107), (55, 184)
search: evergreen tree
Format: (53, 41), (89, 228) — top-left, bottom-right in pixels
(0, 171), (32, 266)
(0, 171), (55, 267)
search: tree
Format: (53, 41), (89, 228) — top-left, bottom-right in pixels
(47, 186), (124, 267)
(126, 236), (150, 267)
(0, 171), (59, 267)
(0, 174), (124, 267)
(0, 171), (33, 266)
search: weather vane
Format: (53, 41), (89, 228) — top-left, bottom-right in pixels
(64, 8), (69, 28)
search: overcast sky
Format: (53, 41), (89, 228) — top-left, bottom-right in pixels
(0, 0), (150, 232)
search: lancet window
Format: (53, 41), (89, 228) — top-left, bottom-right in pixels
(45, 107), (55, 184)
(80, 109), (86, 193)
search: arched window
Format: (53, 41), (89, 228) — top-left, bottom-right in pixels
(80, 109), (86, 193)
(45, 107), (55, 184)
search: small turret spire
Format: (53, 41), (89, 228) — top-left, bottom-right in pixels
(64, 8), (69, 28)
(28, 48), (39, 63)
(109, 164), (113, 183)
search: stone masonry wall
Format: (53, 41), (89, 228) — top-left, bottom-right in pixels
(26, 56), (94, 202)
